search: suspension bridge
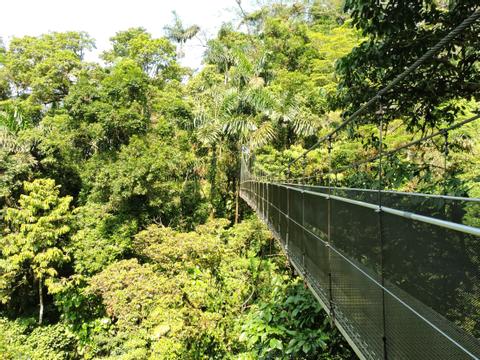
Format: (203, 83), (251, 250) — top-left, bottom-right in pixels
(240, 10), (480, 360)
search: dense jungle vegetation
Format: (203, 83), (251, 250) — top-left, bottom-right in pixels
(1, 0), (479, 358)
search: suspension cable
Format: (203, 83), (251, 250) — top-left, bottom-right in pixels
(284, 112), (480, 183)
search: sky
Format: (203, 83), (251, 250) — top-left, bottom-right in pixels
(0, 0), (256, 70)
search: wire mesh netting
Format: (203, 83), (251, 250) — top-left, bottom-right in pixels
(288, 184), (480, 228)
(240, 178), (480, 360)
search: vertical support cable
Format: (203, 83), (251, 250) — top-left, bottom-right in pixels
(258, 172), (261, 217)
(302, 156), (307, 273)
(249, 153), (253, 202)
(262, 171), (265, 221)
(250, 153), (253, 206)
(265, 171), (270, 225)
(253, 165), (256, 210)
(286, 165), (291, 254)
(255, 177), (258, 212)
(258, 170), (261, 218)
(377, 102), (388, 360)
(442, 130), (449, 259)
(327, 136), (335, 322)
(263, 171), (266, 222)
(278, 181), (281, 235)
(443, 131), (449, 196)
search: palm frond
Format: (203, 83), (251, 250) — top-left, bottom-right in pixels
(245, 87), (277, 114)
(290, 113), (317, 137)
(249, 121), (276, 148)
(221, 88), (241, 115)
(0, 127), (28, 153)
(196, 122), (222, 146)
(192, 106), (209, 130)
(223, 115), (256, 142)
(0, 105), (27, 133)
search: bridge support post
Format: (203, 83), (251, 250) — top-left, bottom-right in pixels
(301, 157), (307, 275)
(443, 130), (449, 197)
(326, 136), (336, 324)
(377, 101), (388, 360)
(285, 165), (291, 255)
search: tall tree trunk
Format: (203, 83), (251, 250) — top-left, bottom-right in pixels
(38, 278), (44, 325)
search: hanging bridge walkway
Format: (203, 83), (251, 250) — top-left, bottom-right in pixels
(240, 180), (480, 359)
(240, 10), (480, 360)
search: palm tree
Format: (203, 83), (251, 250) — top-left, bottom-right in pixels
(219, 48), (317, 148)
(195, 43), (320, 221)
(164, 11), (200, 57)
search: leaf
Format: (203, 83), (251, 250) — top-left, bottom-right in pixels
(269, 338), (283, 351)
(265, 310), (272, 323)
(302, 341), (312, 353)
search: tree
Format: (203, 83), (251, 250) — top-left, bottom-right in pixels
(336, 0), (480, 130)
(0, 38), (5, 62)
(192, 2), (357, 221)
(102, 27), (178, 78)
(60, 58), (151, 154)
(80, 124), (207, 230)
(1, 179), (72, 324)
(164, 11), (200, 58)
(2, 32), (94, 107)
(0, 130), (35, 208)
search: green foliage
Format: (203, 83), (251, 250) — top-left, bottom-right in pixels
(89, 259), (163, 328)
(81, 218), (275, 359)
(164, 11), (200, 58)
(62, 59), (150, 153)
(0, 100), (32, 133)
(196, 8), (358, 150)
(239, 278), (354, 359)
(80, 125), (208, 229)
(0, 317), (29, 359)
(46, 217), (351, 360)
(0, 317), (78, 359)
(25, 322), (78, 359)
(102, 27), (178, 78)
(68, 204), (137, 276)
(2, 32), (94, 106)
(336, 0), (480, 130)
(0, 179), (72, 307)
(0, 133), (36, 207)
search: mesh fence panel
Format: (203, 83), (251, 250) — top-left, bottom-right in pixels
(303, 230), (330, 306)
(268, 184), (279, 232)
(330, 197), (385, 358)
(304, 191), (328, 239)
(278, 185), (288, 245)
(382, 211), (480, 358)
(383, 287), (478, 360)
(303, 191), (330, 304)
(288, 220), (303, 264)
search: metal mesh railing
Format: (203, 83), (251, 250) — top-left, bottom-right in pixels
(240, 176), (480, 360)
